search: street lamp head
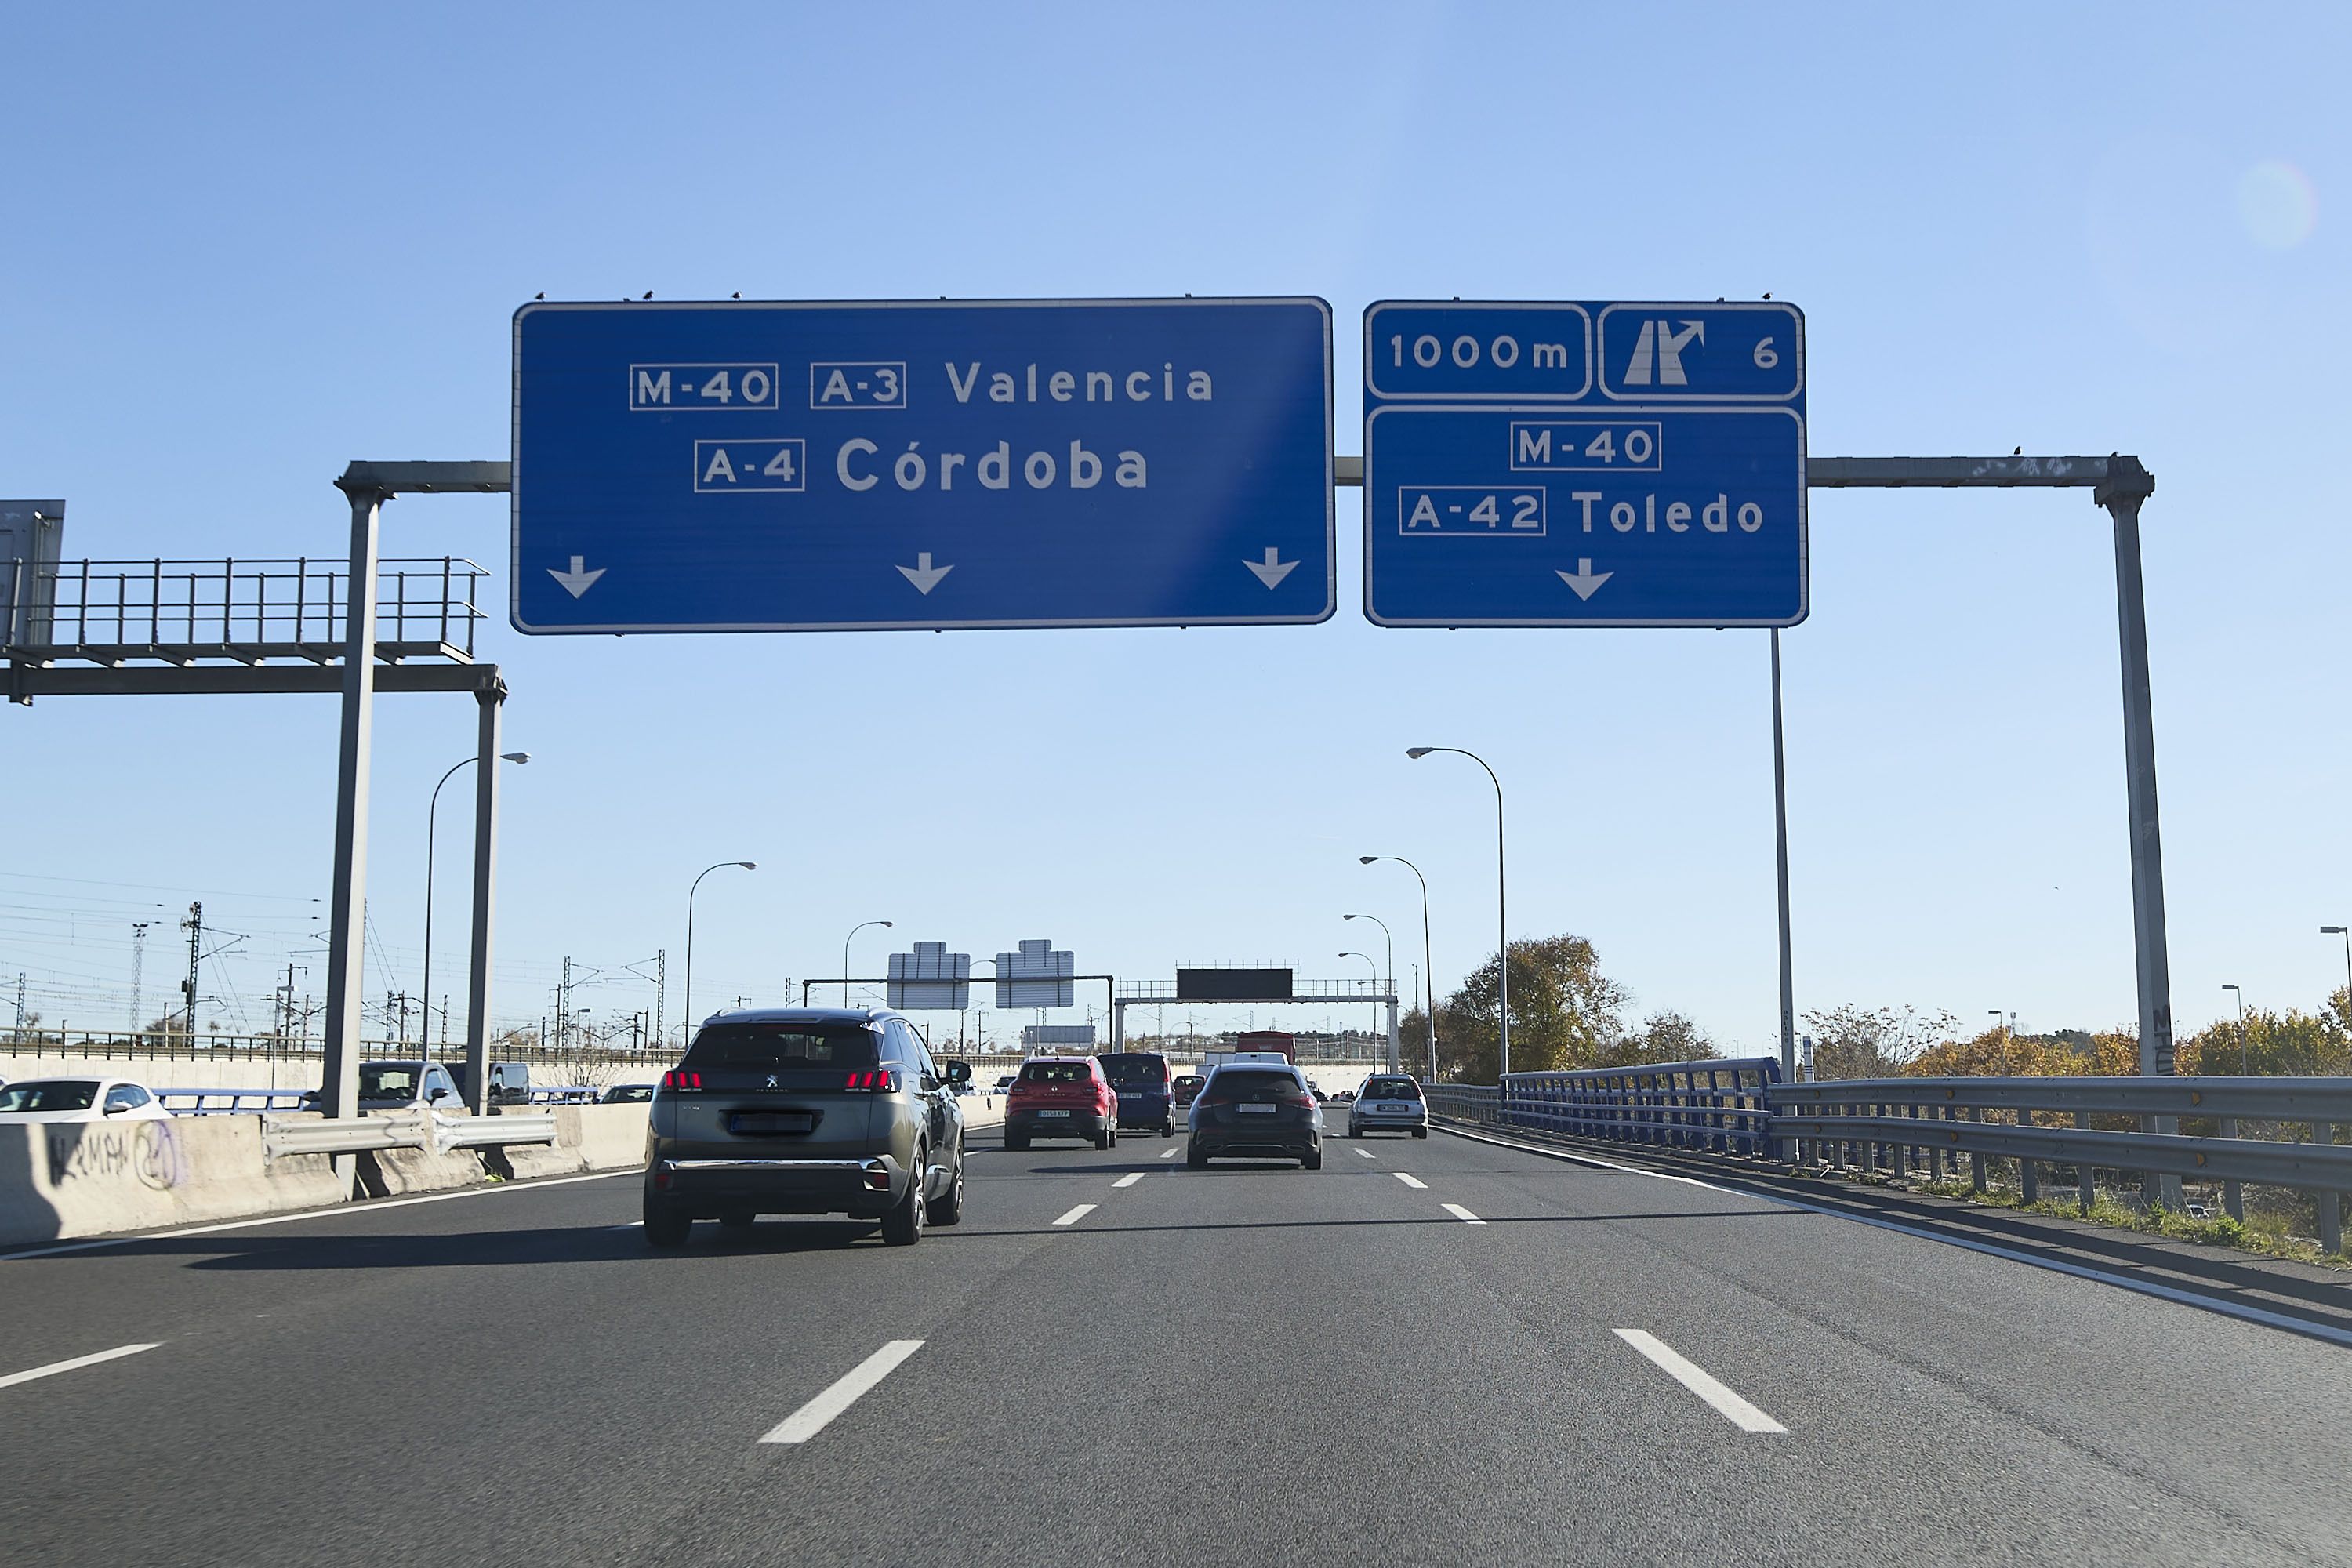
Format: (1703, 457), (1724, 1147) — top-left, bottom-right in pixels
(739, 862), (757, 870)
(500, 751), (531, 764)
(1359, 855), (1377, 865)
(2326, 926), (2348, 935)
(880, 919), (895, 927)
(1406, 747), (1435, 759)
(2223, 983), (2240, 992)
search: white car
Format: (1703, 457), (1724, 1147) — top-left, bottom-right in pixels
(0, 1076), (173, 1123)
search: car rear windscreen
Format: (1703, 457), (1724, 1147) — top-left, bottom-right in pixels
(1018, 1061), (1094, 1085)
(683, 1024), (879, 1070)
(1097, 1054), (1169, 1086)
(1206, 1069), (1300, 1102)
(1362, 1078), (1422, 1100)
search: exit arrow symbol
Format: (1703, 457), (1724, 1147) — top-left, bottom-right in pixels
(548, 555), (605, 598)
(896, 552), (953, 594)
(1556, 558), (1613, 601)
(1244, 547), (1298, 590)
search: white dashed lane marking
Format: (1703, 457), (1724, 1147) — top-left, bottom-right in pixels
(760, 1341), (925, 1444)
(1112, 1172), (1143, 1189)
(0, 1343), (162, 1392)
(1442, 1203), (1486, 1225)
(1613, 1329), (1786, 1433)
(1393, 1172), (1428, 1189)
(1052, 1203), (1098, 1226)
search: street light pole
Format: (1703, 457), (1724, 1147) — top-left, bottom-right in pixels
(421, 750), (526, 1095)
(1342, 914), (1393, 997)
(843, 919), (894, 1009)
(682, 860), (756, 1051)
(2223, 983), (2245, 1073)
(1408, 747), (1508, 1079)
(2324, 927), (2352, 1018)
(1362, 855), (1437, 1081)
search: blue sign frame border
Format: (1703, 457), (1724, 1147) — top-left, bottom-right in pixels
(510, 296), (1337, 634)
(1360, 402), (1809, 630)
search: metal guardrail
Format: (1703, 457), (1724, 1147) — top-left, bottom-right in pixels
(259, 1109), (558, 1160)
(434, 1111), (557, 1151)
(1424, 1064), (2352, 1254)
(1770, 1075), (2352, 1250)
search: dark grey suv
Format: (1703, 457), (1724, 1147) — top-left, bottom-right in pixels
(642, 1007), (971, 1247)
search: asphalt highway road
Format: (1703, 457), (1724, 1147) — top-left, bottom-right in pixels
(5, 1126), (2348, 1566)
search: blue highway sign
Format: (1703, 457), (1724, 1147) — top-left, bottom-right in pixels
(1363, 301), (1805, 627)
(512, 299), (1334, 633)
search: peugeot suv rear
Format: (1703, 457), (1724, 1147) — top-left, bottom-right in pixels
(1187, 1062), (1322, 1169)
(1004, 1056), (1117, 1150)
(642, 1007), (971, 1247)
(1098, 1051), (1177, 1135)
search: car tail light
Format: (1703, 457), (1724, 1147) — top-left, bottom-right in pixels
(660, 1069), (702, 1093)
(1292, 1091), (1316, 1109)
(845, 1069), (901, 1093)
(862, 1160), (892, 1191)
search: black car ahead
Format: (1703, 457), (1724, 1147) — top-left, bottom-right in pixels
(1186, 1062), (1322, 1169)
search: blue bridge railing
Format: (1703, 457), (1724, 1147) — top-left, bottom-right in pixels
(1426, 1057), (1781, 1157)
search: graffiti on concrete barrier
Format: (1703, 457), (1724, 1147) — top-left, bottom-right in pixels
(45, 1119), (184, 1192)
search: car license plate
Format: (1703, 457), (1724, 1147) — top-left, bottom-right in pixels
(1382, 1103), (1405, 1112)
(1237, 1103), (1276, 1114)
(730, 1111), (814, 1134)
(1038, 1109), (1070, 1118)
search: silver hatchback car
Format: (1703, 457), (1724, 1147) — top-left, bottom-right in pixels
(1347, 1073), (1429, 1138)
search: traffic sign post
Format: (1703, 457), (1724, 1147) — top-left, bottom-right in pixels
(512, 298), (1334, 633)
(1361, 301), (1806, 627)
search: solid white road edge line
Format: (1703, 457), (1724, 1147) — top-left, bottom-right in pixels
(759, 1340), (925, 1444)
(1393, 1172), (1428, 1189)
(0, 1169), (637, 1263)
(1434, 1122), (2352, 1353)
(1052, 1203), (1098, 1226)
(1112, 1173), (1143, 1189)
(0, 1342), (162, 1392)
(1613, 1329), (1786, 1433)
(1442, 1202), (1487, 1225)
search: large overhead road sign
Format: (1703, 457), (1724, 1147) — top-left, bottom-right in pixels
(1362, 301), (1806, 628)
(511, 298), (1334, 633)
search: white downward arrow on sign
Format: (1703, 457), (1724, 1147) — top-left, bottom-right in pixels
(1244, 547), (1298, 590)
(897, 553), (953, 594)
(1556, 558), (1613, 601)
(548, 555), (605, 598)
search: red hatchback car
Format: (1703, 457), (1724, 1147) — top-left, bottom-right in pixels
(1005, 1056), (1119, 1150)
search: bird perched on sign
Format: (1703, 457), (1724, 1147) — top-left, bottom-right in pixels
(641, 290), (652, 299)
(2013, 446), (2023, 455)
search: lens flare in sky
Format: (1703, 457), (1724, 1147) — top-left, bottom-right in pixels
(2237, 160), (2318, 249)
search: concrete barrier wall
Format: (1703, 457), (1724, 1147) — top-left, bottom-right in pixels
(0, 1103), (654, 1250)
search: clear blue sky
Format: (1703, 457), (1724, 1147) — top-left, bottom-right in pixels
(4, 2), (2346, 1053)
